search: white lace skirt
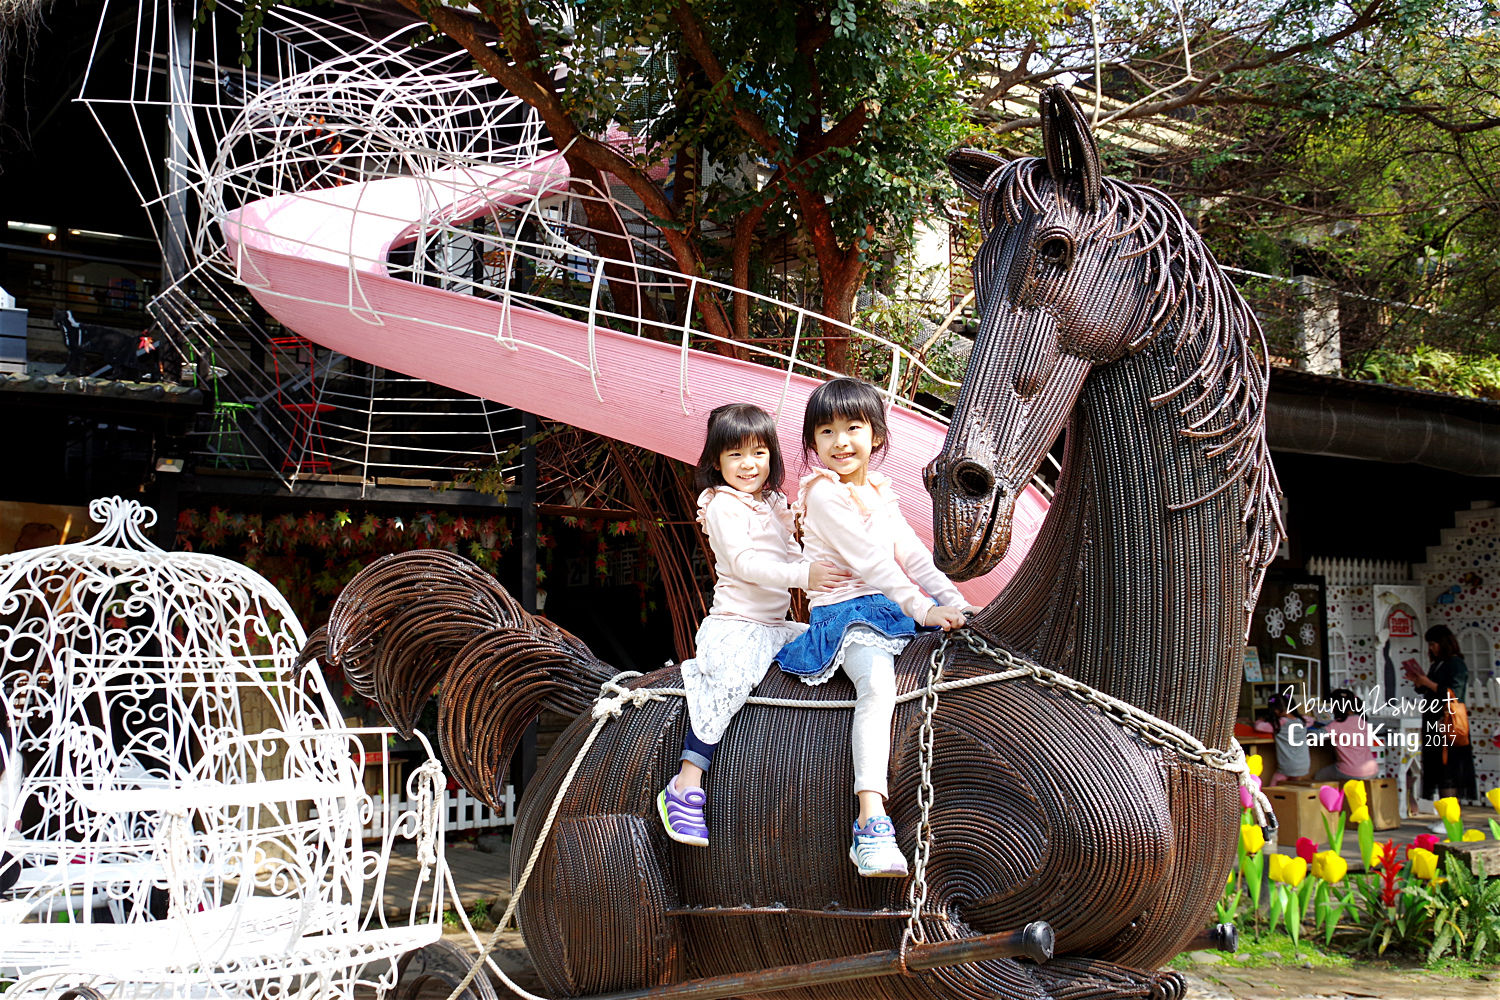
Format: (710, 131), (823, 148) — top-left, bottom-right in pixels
(681, 615), (808, 744)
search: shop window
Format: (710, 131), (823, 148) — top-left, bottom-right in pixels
(1459, 628), (1495, 710)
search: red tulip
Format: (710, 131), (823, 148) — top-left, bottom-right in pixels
(1296, 836), (1318, 863)
(1413, 833), (1440, 852)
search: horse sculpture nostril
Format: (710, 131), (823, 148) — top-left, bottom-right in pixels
(951, 460), (995, 499)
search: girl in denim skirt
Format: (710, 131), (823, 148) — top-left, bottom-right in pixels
(774, 378), (973, 877)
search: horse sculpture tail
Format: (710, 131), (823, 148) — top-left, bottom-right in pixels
(301, 549), (615, 808)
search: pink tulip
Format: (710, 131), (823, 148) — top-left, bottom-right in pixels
(1296, 836), (1318, 863)
(1413, 833), (1440, 852)
(1240, 785), (1253, 809)
(1318, 785), (1345, 813)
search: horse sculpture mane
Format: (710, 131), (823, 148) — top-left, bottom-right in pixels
(314, 85), (1282, 1000)
(948, 88), (1281, 606)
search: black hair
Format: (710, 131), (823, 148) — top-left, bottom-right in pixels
(801, 377), (890, 466)
(693, 403), (785, 493)
(1425, 624), (1462, 662)
(1328, 687), (1360, 723)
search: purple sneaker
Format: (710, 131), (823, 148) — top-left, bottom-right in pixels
(657, 778), (709, 846)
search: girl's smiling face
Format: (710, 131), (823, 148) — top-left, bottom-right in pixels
(814, 415), (879, 485)
(716, 439), (772, 494)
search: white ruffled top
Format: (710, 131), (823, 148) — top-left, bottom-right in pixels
(796, 467), (964, 622)
(697, 486), (812, 625)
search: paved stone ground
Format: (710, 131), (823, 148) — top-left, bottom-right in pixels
(1181, 966), (1498, 999)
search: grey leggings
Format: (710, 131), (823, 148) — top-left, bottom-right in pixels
(841, 631), (900, 799)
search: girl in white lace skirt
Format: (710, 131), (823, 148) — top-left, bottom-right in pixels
(657, 403), (848, 847)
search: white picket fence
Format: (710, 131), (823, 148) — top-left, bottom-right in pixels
(1305, 556), (1410, 587)
(358, 785), (516, 840)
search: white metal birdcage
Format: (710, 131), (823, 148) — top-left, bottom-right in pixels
(0, 497), (455, 1000)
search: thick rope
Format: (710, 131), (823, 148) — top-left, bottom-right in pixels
(440, 672), (647, 1000)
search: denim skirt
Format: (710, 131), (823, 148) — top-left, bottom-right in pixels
(774, 594), (919, 683)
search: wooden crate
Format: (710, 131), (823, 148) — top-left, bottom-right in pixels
(1361, 777), (1400, 831)
(1265, 786), (1328, 846)
(1437, 840), (1500, 878)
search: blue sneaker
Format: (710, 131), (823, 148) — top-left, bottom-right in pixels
(850, 815), (908, 877)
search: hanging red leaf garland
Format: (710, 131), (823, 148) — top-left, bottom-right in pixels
(175, 506), (517, 708)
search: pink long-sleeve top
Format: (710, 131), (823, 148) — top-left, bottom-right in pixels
(1323, 714), (1381, 779)
(698, 486), (811, 625)
(796, 467), (964, 621)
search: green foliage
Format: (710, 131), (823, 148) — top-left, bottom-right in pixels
(851, 293), (968, 399)
(1415, 855), (1500, 964)
(1350, 345), (1500, 399)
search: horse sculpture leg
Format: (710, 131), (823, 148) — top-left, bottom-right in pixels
(511, 679), (690, 997)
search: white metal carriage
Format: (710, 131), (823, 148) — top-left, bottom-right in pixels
(0, 497), (472, 1000)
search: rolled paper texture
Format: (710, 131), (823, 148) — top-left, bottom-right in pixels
(1317, 784), (1344, 813)
(1410, 847), (1439, 881)
(1343, 779), (1367, 808)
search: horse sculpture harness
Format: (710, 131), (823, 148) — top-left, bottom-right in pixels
(444, 627), (1273, 1000)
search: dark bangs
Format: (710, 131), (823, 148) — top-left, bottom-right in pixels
(801, 378), (890, 461)
(1425, 624), (1461, 661)
(693, 403), (786, 492)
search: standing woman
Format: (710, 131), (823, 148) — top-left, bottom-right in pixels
(1404, 624), (1476, 803)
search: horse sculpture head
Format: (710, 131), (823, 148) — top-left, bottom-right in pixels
(929, 86), (1278, 585)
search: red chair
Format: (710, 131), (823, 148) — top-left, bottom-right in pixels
(269, 335), (334, 475)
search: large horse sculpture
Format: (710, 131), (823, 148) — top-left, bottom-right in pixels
(311, 87), (1281, 1000)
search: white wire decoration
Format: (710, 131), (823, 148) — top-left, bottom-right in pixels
(0, 496), (449, 1000)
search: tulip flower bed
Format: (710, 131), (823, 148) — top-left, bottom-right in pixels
(1220, 764), (1500, 965)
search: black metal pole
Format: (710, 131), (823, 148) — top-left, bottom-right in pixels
(580, 924), (1054, 1000)
(512, 410), (540, 797)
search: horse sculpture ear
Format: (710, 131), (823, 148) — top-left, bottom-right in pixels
(947, 148), (1007, 201)
(1039, 85), (1101, 211)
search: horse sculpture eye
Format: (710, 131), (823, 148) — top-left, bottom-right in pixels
(1037, 236), (1072, 267)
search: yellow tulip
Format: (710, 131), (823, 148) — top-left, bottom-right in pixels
(1349, 804), (1371, 825)
(1313, 849), (1348, 884)
(1367, 843), (1386, 869)
(1487, 788), (1500, 814)
(1410, 847), (1440, 881)
(1240, 823), (1265, 855)
(1462, 829), (1486, 842)
(1343, 780), (1367, 808)
(1283, 856), (1308, 887)
(1436, 797), (1462, 823)
(1247, 755), (1264, 778)
(1268, 853), (1288, 883)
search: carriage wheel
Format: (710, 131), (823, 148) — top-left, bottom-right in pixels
(395, 939), (501, 1000)
(57, 988), (109, 1000)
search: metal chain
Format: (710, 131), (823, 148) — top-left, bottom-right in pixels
(900, 630), (947, 963)
(951, 629), (1241, 769)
